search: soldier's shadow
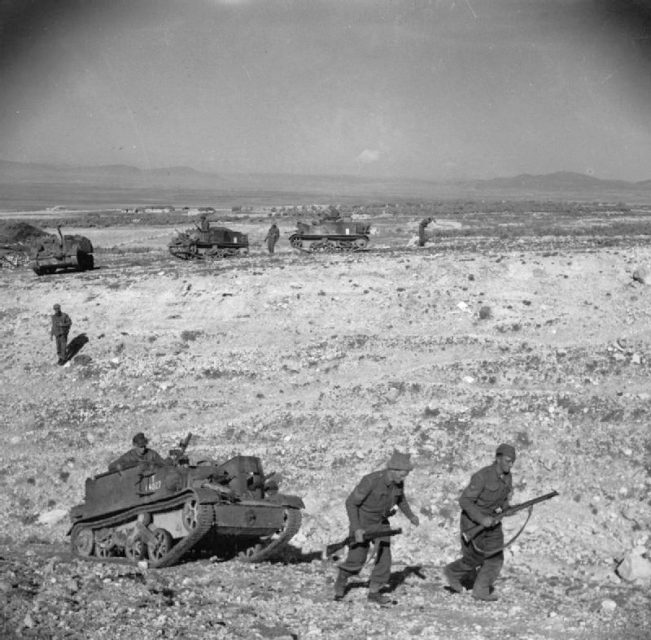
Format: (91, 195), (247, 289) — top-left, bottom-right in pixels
(63, 333), (89, 363)
(385, 565), (427, 593)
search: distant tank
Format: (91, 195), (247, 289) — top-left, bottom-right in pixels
(168, 223), (249, 260)
(30, 226), (94, 276)
(68, 435), (304, 567)
(289, 218), (371, 252)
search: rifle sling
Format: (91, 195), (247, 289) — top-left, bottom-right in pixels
(470, 506), (533, 558)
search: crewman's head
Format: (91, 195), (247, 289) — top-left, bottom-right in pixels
(132, 432), (148, 451)
(495, 443), (516, 474)
(53, 304), (61, 313)
(386, 449), (414, 482)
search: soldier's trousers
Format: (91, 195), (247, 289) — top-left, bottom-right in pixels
(339, 539), (392, 592)
(267, 240), (277, 254)
(445, 524), (504, 596)
(55, 333), (68, 360)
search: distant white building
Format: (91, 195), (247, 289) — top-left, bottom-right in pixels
(143, 205), (175, 213)
(185, 206), (216, 215)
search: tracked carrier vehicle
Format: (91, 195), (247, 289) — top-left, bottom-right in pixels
(289, 219), (371, 252)
(69, 438), (303, 567)
(168, 226), (249, 260)
(30, 226), (94, 275)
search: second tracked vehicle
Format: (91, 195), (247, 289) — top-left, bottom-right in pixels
(69, 435), (304, 567)
(168, 225), (249, 260)
(289, 218), (371, 252)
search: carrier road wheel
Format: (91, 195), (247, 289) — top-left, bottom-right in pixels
(95, 539), (115, 559)
(125, 536), (147, 561)
(182, 499), (200, 532)
(147, 528), (173, 562)
(71, 525), (94, 557)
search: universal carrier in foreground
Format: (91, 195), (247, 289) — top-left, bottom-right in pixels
(69, 436), (304, 567)
(289, 219), (371, 252)
(30, 226), (94, 275)
(168, 226), (249, 260)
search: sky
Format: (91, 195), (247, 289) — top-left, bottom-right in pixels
(1, 0), (651, 181)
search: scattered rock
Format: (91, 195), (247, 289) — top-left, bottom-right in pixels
(37, 509), (68, 526)
(600, 599), (617, 614)
(616, 548), (651, 583)
(632, 266), (648, 284)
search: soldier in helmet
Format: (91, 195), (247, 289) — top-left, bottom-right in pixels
(333, 450), (420, 605)
(264, 222), (280, 254)
(108, 432), (167, 473)
(50, 303), (72, 365)
(443, 443), (516, 602)
(418, 217), (434, 247)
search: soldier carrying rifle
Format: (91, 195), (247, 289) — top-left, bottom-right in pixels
(443, 443), (517, 601)
(443, 443), (558, 602)
(333, 450), (420, 605)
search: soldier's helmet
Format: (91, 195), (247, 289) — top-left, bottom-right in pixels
(132, 432), (149, 447)
(495, 443), (516, 460)
(53, 304), (61, 311)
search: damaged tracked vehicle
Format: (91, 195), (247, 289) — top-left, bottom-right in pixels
(289, 218), (371, 252)
(69, 435), (304, 567)
(168, 225), (249, 260)
(30, 226), (94, 275)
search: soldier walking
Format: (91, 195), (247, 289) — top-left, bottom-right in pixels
(333, 450), (420, 605)
(443, 443), (516, 601)
(418, 217), (433, 247)
(264, 223), (280, 254)
(50, 303), (72, 365)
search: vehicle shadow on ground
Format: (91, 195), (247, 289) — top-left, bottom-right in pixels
(63, 333), (89, 363)
(269, 545), (323, 564)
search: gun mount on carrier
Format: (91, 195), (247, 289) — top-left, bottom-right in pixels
(168, 226), (249, 260)
(289, 219), (371, 253)
(68, 434), (304, 567)
(30, 226), (94, 275)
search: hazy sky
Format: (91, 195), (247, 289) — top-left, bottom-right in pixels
(1, 0), (651, 180)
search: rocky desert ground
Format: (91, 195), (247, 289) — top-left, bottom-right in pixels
(1, 208), (650, 639)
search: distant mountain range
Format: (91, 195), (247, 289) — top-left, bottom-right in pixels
(0, 161), (649, 204)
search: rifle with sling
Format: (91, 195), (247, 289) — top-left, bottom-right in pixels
(323, 526), (402, 560)
(462, 490), (559, 544)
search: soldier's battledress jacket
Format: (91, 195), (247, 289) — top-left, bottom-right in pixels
(108, 448), (166, 473)
(51, 312), (72, 337)
(345, 470), (416, 531)
(459, 463), (512, 526)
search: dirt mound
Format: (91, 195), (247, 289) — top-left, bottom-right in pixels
(0, 220), (49, 244)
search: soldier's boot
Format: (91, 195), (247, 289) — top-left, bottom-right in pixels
(367, 591), (392, 606)
(472, 556), (501, 602)
(443, 564), (464, 593)
(333, 571), (348, 601)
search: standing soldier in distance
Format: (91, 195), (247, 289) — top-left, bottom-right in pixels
(333, 450), (420, 605)
(264, 222), (280, 254)
(443, 443), (516, 602)
(198, 214), (210, 233)
(418, 217), (433, 247)
(50, 303), (72, 365)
